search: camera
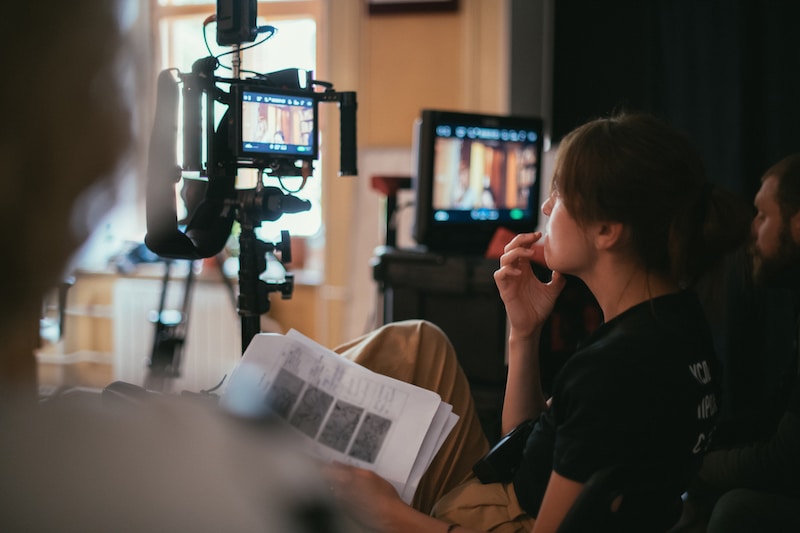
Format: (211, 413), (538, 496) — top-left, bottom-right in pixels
(234, 84), (317, 164)
(144, 3), (357, 353)
(146, 62), (357, 249)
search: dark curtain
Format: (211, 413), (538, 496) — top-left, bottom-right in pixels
(551, 0), (800, 444)
(552, 0), (800, 196)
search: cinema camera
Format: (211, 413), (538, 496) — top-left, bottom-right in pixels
(145, 0), (357, 357)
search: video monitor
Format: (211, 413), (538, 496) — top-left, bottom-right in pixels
(413, 109), (544, 256)
(236, 86), (317, 162)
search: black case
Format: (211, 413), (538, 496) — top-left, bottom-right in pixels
(472, 418), (535, 484)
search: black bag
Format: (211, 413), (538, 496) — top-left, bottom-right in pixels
(472, 419), (535, 484)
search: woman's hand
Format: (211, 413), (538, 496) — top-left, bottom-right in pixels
(323, 462), (405, 531)
(493, 232), (566, 338)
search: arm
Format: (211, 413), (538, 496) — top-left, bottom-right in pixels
(503, 330), (545, 434)
(325, 463), (488, 533)
(493, 233), (566, 433)
(531, 471), (586, 533)
(326, 464), (584, 533)
(699, 409), (800, 493)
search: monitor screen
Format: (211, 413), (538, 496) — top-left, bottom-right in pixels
(238, 87), (317, 160)
(413, 109), (544, 255)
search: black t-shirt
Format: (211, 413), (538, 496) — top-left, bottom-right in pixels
(513, 291), (719, 530)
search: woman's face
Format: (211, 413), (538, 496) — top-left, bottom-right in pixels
(541, 189), (594, 276)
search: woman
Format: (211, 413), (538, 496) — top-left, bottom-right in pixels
(328, 113), (751, 533)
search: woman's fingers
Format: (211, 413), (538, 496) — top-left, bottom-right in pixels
(529, 242), (546, 266)
(503, 231), (542, 253)
(500, 232), (547, 267)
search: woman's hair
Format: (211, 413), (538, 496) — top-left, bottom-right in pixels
(552, 113), (751, 286)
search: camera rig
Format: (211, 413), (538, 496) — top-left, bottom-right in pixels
(144, 17), (357, 371)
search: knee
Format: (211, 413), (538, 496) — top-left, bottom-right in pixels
(706, 489), (766, 533)
(388, 318), (443, 336)
(386, 319), (461, 375)
(379, 319), (452, 351)
(409, 319), (457, 356)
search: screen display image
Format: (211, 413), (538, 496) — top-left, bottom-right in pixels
(240, 90), (316, 158)
(414, 110), (544, 255)
(431, 125), (539, 222)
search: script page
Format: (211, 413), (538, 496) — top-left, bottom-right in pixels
(220, 331), (453, 501)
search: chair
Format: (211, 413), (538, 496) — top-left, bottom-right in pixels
(556, 466), (684, 533)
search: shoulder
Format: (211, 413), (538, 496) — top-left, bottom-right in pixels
(553, 291), (717, 404)
(0, 394), (340, 532)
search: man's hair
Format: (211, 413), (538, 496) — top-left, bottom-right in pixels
(762, 154), (800, 223)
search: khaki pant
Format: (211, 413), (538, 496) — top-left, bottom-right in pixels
(335, 320), (535, 532)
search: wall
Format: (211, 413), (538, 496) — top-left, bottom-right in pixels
(47, 1), (521, 386)
(318, 0), (511, 347)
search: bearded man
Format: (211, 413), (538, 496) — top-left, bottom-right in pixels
(680, 155), (800, 533)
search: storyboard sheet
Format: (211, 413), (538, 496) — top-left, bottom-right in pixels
(221, 329), (459, 502)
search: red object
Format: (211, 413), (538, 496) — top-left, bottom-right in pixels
(484, 227), (517, 259)
(485, 227), (548, 266)
(371, 176), (413, 248)
(370, 175), (412, 197)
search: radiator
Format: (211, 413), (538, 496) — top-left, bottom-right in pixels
(113, 276), (243, 393)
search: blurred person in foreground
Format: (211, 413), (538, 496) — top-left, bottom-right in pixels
(0, 3), (347, 532)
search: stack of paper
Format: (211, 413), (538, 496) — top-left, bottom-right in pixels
(220, 329), (459, 503)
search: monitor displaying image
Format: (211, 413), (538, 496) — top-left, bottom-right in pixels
(413, 109), (544, 255)
(239, 89), (316, 159)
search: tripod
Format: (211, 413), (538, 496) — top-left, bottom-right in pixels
(144, 258), (197, 392)
(144, 182), (302, 391)
(142, 24), (356, 391)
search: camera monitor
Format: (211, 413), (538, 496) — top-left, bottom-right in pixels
(235, 85), (318, 163)
(413, 109), (544, 256)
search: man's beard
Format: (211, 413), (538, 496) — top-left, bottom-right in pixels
(750, 228), (800, 288)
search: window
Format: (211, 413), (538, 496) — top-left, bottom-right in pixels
(155, 0), (322, 243)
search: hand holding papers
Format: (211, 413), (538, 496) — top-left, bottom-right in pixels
(220, 329), (459, 503)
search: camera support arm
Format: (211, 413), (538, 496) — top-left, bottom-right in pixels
(235, 187), (309, 349)
(146, 51), (357, 359)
